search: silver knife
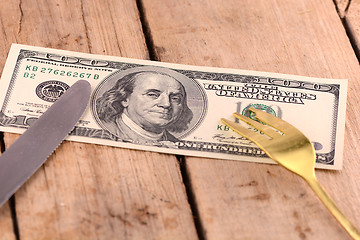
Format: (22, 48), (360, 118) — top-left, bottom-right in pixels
(0, 80), (91, 207)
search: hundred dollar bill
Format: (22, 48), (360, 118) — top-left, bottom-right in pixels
(0, 44), (347, 170)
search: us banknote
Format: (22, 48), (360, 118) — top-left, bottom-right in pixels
(0, 44), (347, 169)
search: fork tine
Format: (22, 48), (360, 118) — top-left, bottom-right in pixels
(221, 118), (267, 144)
(249, 107), (292, 134)
(233, 112), (279, 139)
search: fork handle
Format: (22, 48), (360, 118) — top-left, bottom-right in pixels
(305, 177), (360, 240)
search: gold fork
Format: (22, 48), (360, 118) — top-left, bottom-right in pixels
(221, 107), (360, 240)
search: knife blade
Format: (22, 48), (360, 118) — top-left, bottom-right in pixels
(0, 80), (91, 207)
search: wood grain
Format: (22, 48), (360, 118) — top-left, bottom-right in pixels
(344, 0), (360, 56)
(141, 0), (360, 239)
(0, 201), (15, 240)
(0, 1), (20, 238)
(0, 0), (197, 239)
(1, 0), (360, 239)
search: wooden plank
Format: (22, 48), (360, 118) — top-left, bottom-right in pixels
(344, 0), (360, 56)
(0, 202), (15, 240)
(0, 1), (22, 238)
(0, 0), (198, 239)
(141, 0), (360, 239)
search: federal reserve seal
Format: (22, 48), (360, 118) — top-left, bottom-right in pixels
(36, 81), (70, 102)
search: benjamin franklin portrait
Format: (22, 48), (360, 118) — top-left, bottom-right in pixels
(93, 66), (206, 145)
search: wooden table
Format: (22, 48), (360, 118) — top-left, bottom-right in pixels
(0, 0), (360, 239)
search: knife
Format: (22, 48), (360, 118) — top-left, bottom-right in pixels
(0, 80), (91, 207)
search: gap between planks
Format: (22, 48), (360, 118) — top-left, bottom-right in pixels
(333, 0), (360, 61)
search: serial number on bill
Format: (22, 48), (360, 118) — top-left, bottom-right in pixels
(22, 65), (100, 80)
